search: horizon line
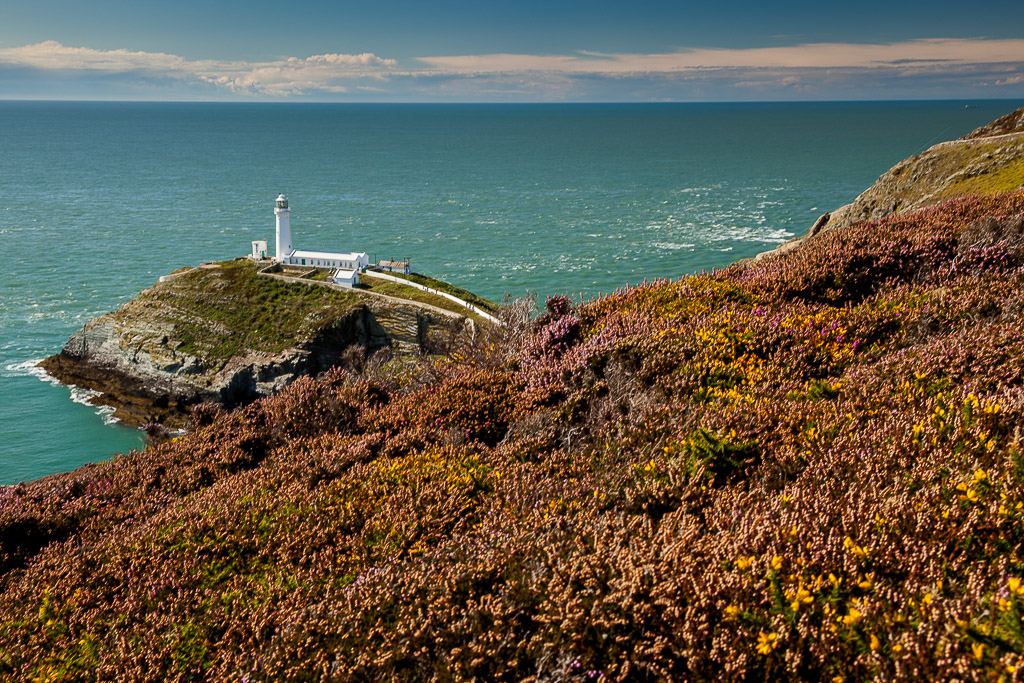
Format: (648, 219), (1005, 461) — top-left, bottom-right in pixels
(2, 97), (1022, 105)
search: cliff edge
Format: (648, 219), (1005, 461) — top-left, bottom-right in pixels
(40, 260), (479, 428)
(760, 104), (1024, 259)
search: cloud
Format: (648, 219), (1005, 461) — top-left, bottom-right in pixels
(0, 40), (189, 72)
(417, 38), (1024, 74)
(0, 38), (1021, 100)
(0, 41), (397, 97)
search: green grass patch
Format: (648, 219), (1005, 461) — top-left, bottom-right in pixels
(117, 260), (362, 365)
(944, 158), (1024, 199)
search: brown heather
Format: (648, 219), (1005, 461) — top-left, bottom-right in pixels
(4, 192), (1024, 682)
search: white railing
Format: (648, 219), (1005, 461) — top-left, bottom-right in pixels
(365, 271), (500, 324)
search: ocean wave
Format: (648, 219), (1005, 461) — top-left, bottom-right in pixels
(651, 242), (696, 251)
(68, 384), (102, 407)
(3, 358), (61, 384)
(5, 358), (121, 425)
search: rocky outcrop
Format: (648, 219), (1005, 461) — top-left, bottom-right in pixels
(40, 263), (476, 429)
(821, 132), (1024, 233)
(757, 106), (1024, 260)
(961, 107), (1024, 139)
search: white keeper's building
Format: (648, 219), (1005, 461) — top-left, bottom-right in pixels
(256, 194), (369, 287)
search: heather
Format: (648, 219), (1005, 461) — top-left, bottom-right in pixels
(3, 192), (1024, 681)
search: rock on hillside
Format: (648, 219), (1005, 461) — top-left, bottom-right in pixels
(40, 260), (476, 428)
(962, 106), (1024, 139)
(759, 105), (1024, 259)
(822, 105), (1024, 232)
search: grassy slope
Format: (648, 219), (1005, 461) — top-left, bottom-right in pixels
(109, 262), (490, 367)
(116, 260), (362, 363)
(3, 192), (1024, 680)
(944, 144), (1024, 198)
(922, 138), (1024, 202)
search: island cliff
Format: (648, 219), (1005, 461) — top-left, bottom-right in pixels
(39, 260), (480, 428)
(3, 107), (1024, 682)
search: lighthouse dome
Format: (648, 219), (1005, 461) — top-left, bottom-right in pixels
(275, 194), (289, 210)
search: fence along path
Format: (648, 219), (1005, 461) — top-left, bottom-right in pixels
(364, 271), (501, 325)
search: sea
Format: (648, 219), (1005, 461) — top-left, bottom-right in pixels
(0, 100), (1017, 485)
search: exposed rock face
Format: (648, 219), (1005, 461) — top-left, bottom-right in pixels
(40, 264), (476, 429)
(961, 107), (1024, 139)
(757, 106), (1024, 260)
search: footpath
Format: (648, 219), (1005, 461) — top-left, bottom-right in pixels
(363, 271), (501, 325)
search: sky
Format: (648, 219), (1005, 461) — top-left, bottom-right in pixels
(1, 0), (1023, 102)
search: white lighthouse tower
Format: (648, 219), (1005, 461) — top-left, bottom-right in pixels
(274, 193), (293, 262)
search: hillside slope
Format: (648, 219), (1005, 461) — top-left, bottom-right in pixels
(822, 106), (1024, 232)
(3, 190), (1024, 680)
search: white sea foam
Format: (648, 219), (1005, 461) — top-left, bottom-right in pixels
(4, 358), (60, 384)
(651, 242), (696, 251)
(68, 384), (103, 407)
(5, 358), (122, 425)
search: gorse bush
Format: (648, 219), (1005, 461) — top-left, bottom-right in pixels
(3, 192), (1024, 681)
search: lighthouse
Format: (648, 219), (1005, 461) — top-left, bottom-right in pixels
(261, 194), (369, 285)
(274, 193), (293, 262)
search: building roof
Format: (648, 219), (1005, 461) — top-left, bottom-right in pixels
(292, 249), (367, 261)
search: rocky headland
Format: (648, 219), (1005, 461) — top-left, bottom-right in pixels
(39, 260), (482, 428)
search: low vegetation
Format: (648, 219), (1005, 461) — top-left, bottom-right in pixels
(119, 260), (362, 363)
(3, 192), (1024, 680)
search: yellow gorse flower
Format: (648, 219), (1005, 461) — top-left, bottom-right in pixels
(787, 583), (813, 612)
(843, 537), (868, 559)
(756, 631), (777, 655)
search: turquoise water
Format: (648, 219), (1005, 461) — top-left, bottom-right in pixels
(0, 100), (1016, 484)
